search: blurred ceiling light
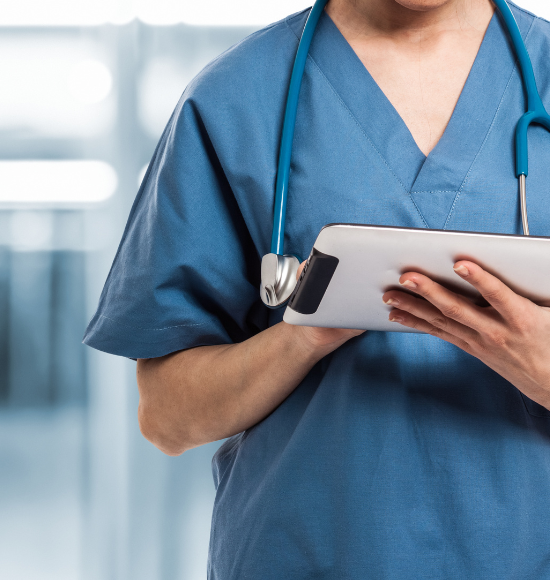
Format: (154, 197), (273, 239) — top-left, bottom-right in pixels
(0, 0), (311, 27)
(67, 59), (113, 105)
(105, 0), (136, 24)
(135, 0), (180, 26)
(0, 0), (134, 26)
(0, 161), (117, 205)
(0, 39), (115, 138)
(136, 0), (311, 26)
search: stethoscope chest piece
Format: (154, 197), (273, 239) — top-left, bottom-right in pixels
(260, 253), (300, 308)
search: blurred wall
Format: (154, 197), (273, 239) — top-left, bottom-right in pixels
(0, 3), (310, 579)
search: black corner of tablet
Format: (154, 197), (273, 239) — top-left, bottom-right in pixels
(288, 248), (339, 315)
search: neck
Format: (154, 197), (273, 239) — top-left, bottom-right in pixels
(325, 0), (494, 42)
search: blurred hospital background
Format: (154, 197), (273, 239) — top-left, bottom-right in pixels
(0, 1), (548, 579)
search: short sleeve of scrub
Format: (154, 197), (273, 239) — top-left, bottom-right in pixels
(83, 82), (269, 359)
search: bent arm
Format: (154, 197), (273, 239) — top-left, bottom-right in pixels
(137, 321), (340, 456)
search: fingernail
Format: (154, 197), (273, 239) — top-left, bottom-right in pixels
(384, 297), (399, 306)
(400, 280), (417, 289)
(390, 315), (404, 323)
(454, 265), (470, 277)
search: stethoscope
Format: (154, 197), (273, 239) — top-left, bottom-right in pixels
(259, 0), (550, 308)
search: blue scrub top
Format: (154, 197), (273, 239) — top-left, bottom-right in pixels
(84, 3), (550, 578)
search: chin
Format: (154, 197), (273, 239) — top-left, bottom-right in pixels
(394, 0), (452, 10)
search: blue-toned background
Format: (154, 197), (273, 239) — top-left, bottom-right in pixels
(0, 1), (547, 578)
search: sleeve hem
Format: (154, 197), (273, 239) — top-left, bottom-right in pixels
(82, 311), (232, 359)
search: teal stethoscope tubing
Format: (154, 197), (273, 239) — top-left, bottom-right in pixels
(271, 0), (328, 255)
(270, 0), (550, 254)
(494, 0), (550, 177)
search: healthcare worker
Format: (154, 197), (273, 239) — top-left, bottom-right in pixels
(84, 0), (550, 577)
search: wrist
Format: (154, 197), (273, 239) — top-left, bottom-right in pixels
(282, 321), (342, 362)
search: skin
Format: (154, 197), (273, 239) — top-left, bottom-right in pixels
(383, 262), (550, 410)
(326, 0), (494, 155)
(137, 0), (550, 457)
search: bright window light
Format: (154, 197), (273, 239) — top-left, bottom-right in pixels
(67, 59), (113, 105)
(137, 0), (312, 26)
(0, 0), (134, 26)
(0, 161), (118, 205)
(0, 0), (312, 27)
(0, 38), (115, 138)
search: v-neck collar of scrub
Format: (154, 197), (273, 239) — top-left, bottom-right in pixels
(286, 5), (534, 228)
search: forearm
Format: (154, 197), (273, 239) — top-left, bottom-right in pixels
(137, 321), (333, 455)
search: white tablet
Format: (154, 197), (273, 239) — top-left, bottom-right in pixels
(283, 224), (550, 332)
